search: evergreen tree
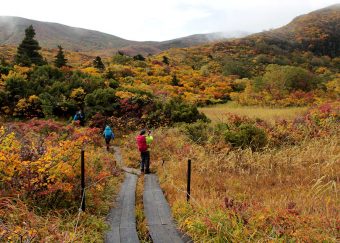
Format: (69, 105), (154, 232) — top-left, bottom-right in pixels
(171, 74), (180, 86)
(93, 56), (105, 70)
(117, 50), (125, 56)
(15, 25), (45, 66)
(54, 45), (67, 68)
(133, 54), (145, 61)
(162, 55), (170, 65)
(0, 56), (8, 66)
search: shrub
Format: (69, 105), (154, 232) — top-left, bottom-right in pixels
(262, 64), (318, 92)
(255, 54), (271, 64)
(0, 65), (11, 76)
(222, 58), (250, 78)
(162, 98), (209, 124)
(112, 53), (132, 65)
(84, 88), (119, 117)
(182, 121), (209, 144)
(4, 72), (29, 99)
(224, 123), (267, 150)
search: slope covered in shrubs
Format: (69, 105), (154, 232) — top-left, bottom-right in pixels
(0, 119), (121, 242)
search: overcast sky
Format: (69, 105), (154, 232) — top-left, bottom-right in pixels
(1, 0), (339, 41)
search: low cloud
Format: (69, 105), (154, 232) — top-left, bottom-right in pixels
(0, 0), (339, 41)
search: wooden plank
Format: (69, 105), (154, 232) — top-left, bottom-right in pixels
(105, 226), (120, 243)
(144, 191), (162, 225)
(148, 225), (172, 243)
(149, 224), (184, 243)
(120, 227), (139, 243)
(120, 173), (137, 227)
(107, 177), (126, 227)
(164, 224), (187, 243)
(143, 174), (185, 243)
(105, 172), (139, 243)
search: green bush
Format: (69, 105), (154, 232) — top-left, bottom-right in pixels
(222, 58), (250, 78)
(262, 64), (318, 92)
(224, 124), (267, 150)
(112, 53), (132, 65)
(182, 121), (209, 144)
(85, 88), (119, 117)
(0, 65), (11, 76)
(163, 99), (209, 124)
(5, 73), (29, 100)
(145, 98), (209, 127)
(29, 65), (64, 94)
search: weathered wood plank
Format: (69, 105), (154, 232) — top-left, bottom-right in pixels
(105, 172), (139, 243)
(143, 174), (186, 243)
(120, 227), (139, 243)
(120, 175), (137, 228)
(105, 226), (120, 243)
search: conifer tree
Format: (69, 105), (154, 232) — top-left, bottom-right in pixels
(15, 25), (45, 66)
(54, 45), (67, 68)
(0, 56), (8, 66)
(93, 56), (105, 70)
(133, 54), (145, 61)
(162, 55), (170, 65)
(171, 74), (180, 86)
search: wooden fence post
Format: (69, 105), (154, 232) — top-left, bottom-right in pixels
(187, 159), (191, 202)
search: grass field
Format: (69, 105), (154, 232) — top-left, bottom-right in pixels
(199, 102), (308, 123)
(123, 129), (339, 242)
(122, 101), (339, 242)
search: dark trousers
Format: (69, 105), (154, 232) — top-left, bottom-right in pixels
(141, 151), (150, 173)
(105, 137), (111, 150)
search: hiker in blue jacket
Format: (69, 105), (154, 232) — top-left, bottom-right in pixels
(103, 125), (115, 151)
(73, 110), (85, 126)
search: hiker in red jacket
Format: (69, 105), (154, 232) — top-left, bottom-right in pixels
(136, 129), (150, 174)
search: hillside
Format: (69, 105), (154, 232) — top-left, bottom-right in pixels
(249, 4), (340, 57)
(169, 4), (340, 62)
(0, 16), (245, 55)
(162, 4), (340, 77)
(0, 45), (96, 67)
(0, 16), (137, 51)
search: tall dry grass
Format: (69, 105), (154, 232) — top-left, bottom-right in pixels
(199, 102), (307, 124)
(123, 127), (339, 242)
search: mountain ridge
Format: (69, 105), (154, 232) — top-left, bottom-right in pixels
(246, 4), (340, 57)
(0, 16), (248, 55)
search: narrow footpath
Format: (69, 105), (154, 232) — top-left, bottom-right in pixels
(105, 146), (190, 243)
(105, 147), (139, 243)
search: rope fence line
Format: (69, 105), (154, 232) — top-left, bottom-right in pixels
(71, 145), (126, 238)
(73, 189), (85, 236)
(72, 146), (137, 239)
(160, 159), (213, 220)
(72, 173), (116, 237)
(160, 159), (222, 243)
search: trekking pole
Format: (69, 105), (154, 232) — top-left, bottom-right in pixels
(81, 149), (85, 211)
(187, 159), (191, 202)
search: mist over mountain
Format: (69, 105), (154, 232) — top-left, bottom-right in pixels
(1, 4), (338, 58)
(0, 16), (249, 55)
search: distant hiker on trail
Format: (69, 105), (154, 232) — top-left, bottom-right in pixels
(136, 129), (151, 174)
(103, 125), (115, 151)
(73, 110), (85, 126)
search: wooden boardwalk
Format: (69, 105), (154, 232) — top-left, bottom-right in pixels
(105, 146), (190, 242)
(144, 174), (189, 243)
(105, 172), (139, 243)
